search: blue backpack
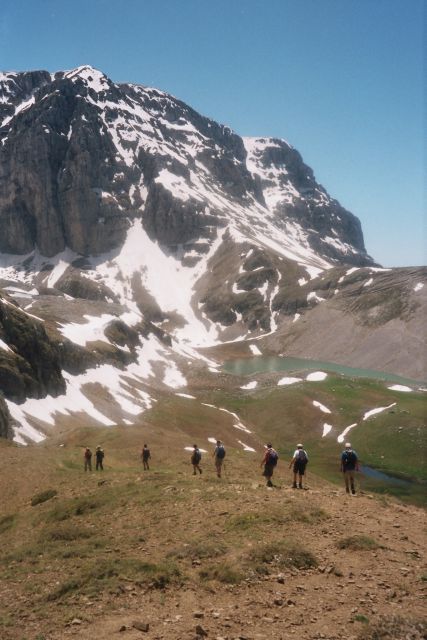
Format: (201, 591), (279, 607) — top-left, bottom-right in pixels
(216, 445), (226, 459)
(268, 450), (278, 466)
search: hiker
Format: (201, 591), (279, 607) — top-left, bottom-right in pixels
(213, 440), (226, 478)
(261, 443), (278, 487)
(84, 447), (92, 472)
(191, 444), (202, 475)
(289, 443), (308, 488)
(95, 446), (104, 471)
(341, 442), (359, 495)
(141, 444), (151, 470)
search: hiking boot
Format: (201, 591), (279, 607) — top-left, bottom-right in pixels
(298, 484), (303, 489)
(199, 468), (202, 474)
(292, 483), (297, 489)
(345, 488), (350, 494)
(267, 480), (273, 487)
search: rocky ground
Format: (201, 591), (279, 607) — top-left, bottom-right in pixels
(0, 424), (425, 640)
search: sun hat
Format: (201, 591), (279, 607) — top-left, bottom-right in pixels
(297, 443), (303, 448)
(345, 442), (352, 448)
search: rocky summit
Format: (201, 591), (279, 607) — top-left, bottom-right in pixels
(0, 65), (425, 444)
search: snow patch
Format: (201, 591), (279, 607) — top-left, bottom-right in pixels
(322, 423), (333, 437)
(387, 385), (412, 393)
(240, 381), (258, 390)
(249, 344), (262, 355)
(313, 400), (331, 414)
(363, 403), (396, 420)
(306, 371), (327, 381)
(337, 423), (357, 443)
(278, 377), (301, 386)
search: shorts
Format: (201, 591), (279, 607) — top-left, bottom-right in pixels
(263, 464), (275, 478)
(293, 461), (307, 475)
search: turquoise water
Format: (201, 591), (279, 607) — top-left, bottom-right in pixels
(223, 355), (423, 386)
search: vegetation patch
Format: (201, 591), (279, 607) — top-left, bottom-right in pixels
(47, 558), (183, 601)
(357, 616), (425, 640)
(31, 489), (58, 506)
(199, 562), (244, 584)
(246, 540), (317, 573)
(226, 511), (284, 532)
(168, 540), (227, 561)
(286, 505), (327, 524)
(337, 535), (380, 551)
(0, 514), (15, 534)
(42, 524), (94, 542)
(47, 495), (103, 522)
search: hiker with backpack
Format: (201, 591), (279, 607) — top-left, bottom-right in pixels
(289, 443), (308, 488)
(84, 447), (92, 472)
(191, 444), (202, 475)
(95, 446), (105, 471)
(341, 442), (359, 495)
(261, 443), (278, 487)
(141, 444), (151, 470)
(213, 440), (226, 478)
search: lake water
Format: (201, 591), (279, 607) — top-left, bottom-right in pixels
(223, 355), (423, 386)
(360, 465), (412, 487)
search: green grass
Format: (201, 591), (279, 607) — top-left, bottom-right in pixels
(246, 540), (317, 573)
(46, 495), (104, 521)
(197, 377), (426, 506)
(336, 535), (380, 551)
(0, 514), (15, 534)
(167, 540), (228, 560)
(47, 558), (183, 601)
(199, 562), (244, 584)
(356, 616), (426, 640)
(42, 524), (94, 542)
(31, 489), (58, 506)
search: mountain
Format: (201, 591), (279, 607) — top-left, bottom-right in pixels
(0, 65), (425, 444)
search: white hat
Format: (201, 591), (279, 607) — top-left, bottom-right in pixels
(345, 442), (352, 448)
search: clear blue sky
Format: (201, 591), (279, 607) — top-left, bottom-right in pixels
(0, 0), (424, 267)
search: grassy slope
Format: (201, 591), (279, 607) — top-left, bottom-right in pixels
(184, 373), (426, 504)
(0, 422), (426, 640)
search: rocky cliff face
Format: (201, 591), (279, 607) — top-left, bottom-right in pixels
(0, 65), (371, 265)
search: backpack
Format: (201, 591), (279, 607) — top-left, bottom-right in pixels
(343, 450), (357, 466)
(216, 445), (226, 459)
(192, 449), (201, 464)
(297, 449), (308, 463)
(268, 449), (278, 466)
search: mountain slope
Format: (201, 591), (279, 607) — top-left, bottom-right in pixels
(0, 65), (424, 445)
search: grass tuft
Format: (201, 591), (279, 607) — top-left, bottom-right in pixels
(31, 489), (58, 506)
(47, 557), (183, 601)
(337, 535), (380, 551)
(357, 616), (425, 639)
(246, 540), (317, 573)
(199, 562), (244, 584)
(0, 514), (15, 535)
(47, 495), (103, 522)
(42, 524), (93, 542)
(168, 540), (227, 561)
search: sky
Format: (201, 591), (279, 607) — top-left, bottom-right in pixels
(0, 0), (424, 267)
